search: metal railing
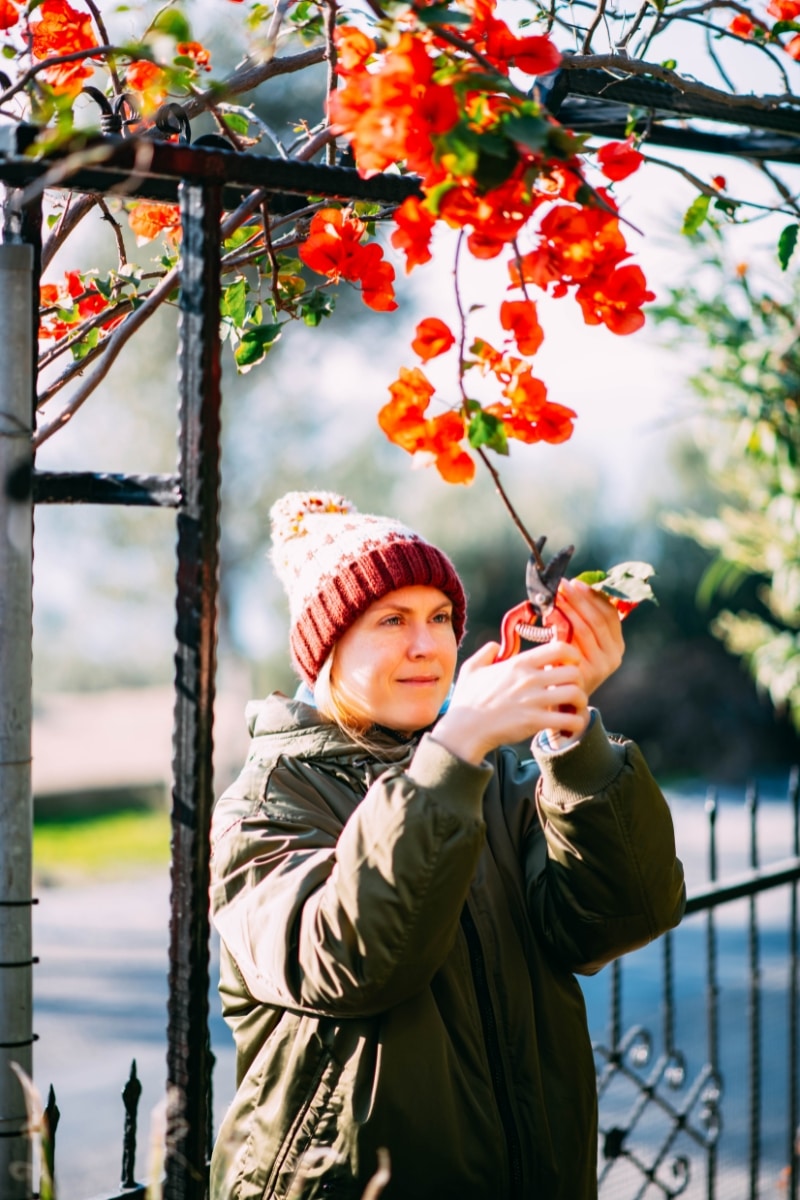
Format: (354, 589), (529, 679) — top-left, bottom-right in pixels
(23, 769), (798, 1200)
(591, 768), (800, 1200)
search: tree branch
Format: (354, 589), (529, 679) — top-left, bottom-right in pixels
(33, 266), (178, 447)
(0, 44), (117, 107)
(581, 0), (610, 55)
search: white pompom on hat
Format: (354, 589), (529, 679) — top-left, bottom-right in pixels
(270, 490), (467, 685)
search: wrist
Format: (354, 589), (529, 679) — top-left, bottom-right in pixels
(431, 708), (491, 766)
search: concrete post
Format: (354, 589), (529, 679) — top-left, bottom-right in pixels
(0, 242), (35, 1199)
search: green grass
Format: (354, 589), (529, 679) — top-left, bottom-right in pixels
(33, 808), (171, 881)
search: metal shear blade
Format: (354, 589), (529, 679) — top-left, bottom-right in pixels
(497, 540), (575, 660)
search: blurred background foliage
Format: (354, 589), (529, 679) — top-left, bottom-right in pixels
(29, 4), (800, 787)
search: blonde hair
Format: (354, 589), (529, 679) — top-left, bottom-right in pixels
(313, 650), (392, 753)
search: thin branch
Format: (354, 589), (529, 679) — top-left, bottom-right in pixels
(704, 22), (737, 93)
(176, 47), (327, 124)
(97, 196), (128, 268)
(33, 266), (178, 446)
(425, 25), (501, 74)
(641, 151), (800, 218)
(616, 0), (656, 51)
(582, 0), (610, 54)
(83, 0), (123, 96)
(42, 193), (96, 272)
(38, 296), (135, 370)
(325, 0), (338, 168)
(476, 447), (543, 562)
(0, 44), (117, 107)
(452, 231), (468, 400)
(757, 161), (800, 220)
(452, 232), (540, 560)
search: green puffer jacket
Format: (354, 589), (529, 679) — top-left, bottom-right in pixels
(209, 693), (685, 1200)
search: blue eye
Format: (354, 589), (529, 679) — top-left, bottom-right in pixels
(433, 611), (453, 624)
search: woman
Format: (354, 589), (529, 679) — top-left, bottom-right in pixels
(209, 490), (685, 1200)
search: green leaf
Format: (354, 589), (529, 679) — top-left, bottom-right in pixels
(661, 58), (677, 69)
(415, 5), (472, 26)
(222, 112), (250, 137)
(233, 323), (282, 372)
(771, 18), (800, 32)
(467, 409), (508, 455)
(151, 7), (192, 42)
(681, 193), (711, 236)
(301, 290), (335, 327)
(221, 277), (248, 328)
(574, 570), (607, 587)
(2, 44), (17, 59)
(504, 113), (549, 153)
(71, 327), (100, 361)
(778, 223), (799, 272)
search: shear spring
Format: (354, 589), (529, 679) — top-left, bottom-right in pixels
(516, 621), (554, 644)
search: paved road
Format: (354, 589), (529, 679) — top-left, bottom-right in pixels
(32, 869), (236, 1200)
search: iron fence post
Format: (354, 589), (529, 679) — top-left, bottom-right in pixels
(164, 180), (222, 1200)
(0, 235), (36, 1196)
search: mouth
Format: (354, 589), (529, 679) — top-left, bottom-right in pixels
(397, 676), (440, 686)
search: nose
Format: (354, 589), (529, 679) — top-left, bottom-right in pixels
(407, 620), (437, 657)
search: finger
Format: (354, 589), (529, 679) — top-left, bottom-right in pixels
(517, 639), (582, 668)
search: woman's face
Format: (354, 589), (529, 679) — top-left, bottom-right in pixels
(332, 585), (458, 734)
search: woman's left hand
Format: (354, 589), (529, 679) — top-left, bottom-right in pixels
(553, 578), (625, 697)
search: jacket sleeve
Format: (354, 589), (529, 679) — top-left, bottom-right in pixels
(517, 711), (686, 975)
(210, 734), (490, 1018)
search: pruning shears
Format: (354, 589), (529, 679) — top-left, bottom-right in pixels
(497, 539), (575, 661)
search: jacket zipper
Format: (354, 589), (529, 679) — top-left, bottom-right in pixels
(461, 904), (524, 1200)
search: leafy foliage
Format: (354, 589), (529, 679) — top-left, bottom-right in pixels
(652, 230), (800, 730)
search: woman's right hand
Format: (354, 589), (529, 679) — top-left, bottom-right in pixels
(432, 639), (590, 766)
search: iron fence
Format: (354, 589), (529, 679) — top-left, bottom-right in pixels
(23, 769), (799, 1200)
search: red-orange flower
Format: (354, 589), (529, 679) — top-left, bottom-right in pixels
(128, 201), (182, 246)
(412, 317), (455, 361)
(596, 137), (644, 182)
(768, 0), (800, 17)
(465, 10), (561, 77)
(29, 0), (98, 93)
(333, 25), (376, 74)
(728, 12), (756, 35)
(575, 263), (655, 335)
(379, 369), (474, 482)
(391, 195), (436, 273)
(0, 0), (19, 31)
(499, 299), (544, 357)
(126, 60), (169, 113)
(329, 32), (458, 179)
(786, 33), (800, 58)
(711, 174), (727, 190)
(176, 41), (211, 71)
(39, 270), (119, 339)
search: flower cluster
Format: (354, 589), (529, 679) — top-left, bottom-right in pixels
(28, 0), (99, 94)
(728, 0), (800, 57)
(39, 270), (121, 340)
(324, 0), (650, 482)
(298, 207), (397, 312)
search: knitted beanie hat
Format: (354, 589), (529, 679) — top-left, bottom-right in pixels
(270, 490), (467, 686)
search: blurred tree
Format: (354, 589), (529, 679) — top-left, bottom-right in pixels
(651, 227), (800, 736)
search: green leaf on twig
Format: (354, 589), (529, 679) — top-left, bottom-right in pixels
(233, 323), (282, 371)
(778, 223), (799, 271)
(682, 193), (711, 236)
